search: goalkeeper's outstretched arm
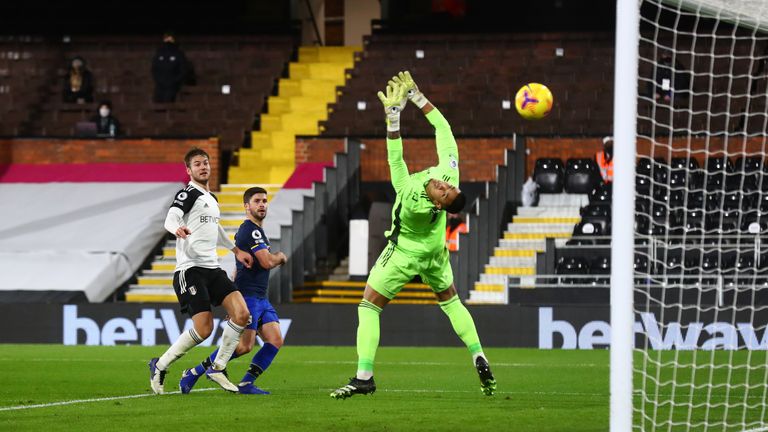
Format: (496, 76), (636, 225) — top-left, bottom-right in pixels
(377, 83), (410, 192)
(392, 71), (458, 169)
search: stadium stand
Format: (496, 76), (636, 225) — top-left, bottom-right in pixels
(0, 36), (59, 136)
(320, 32), (614, 137)
(229, 46), (359, 185)
(4, 35), (294, 154)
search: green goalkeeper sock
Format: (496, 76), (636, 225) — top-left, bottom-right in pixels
(439, 295), (483, 357)
(356, 299), (382, 380)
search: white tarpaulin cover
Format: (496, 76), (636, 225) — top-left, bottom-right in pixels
(0, 183), (182, 301)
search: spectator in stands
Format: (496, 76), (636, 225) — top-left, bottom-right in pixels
(151, 31), (189, 103)
(91, 101), (121, 137)
(445, 212), (468, 251)
(652, 54), (691, 104)
(62, 56), (94, 104)
(596, 136), (614, 183)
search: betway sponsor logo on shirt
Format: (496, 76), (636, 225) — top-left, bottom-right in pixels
(200, 215), (219, 224)
(539, 307), (768, 350)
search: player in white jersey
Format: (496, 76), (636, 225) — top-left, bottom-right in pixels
(148, 147), (253, 395)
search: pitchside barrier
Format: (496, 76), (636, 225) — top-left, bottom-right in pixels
(2, 303), (768, 350)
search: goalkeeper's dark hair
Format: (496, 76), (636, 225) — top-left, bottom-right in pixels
(243, 186), (268, 203)
(445, 191), (467, 214)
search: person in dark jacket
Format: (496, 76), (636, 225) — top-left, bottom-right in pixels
(151, 32), (188, 103)
(91, 101), (121, 136)
(62, 56), (94, 104)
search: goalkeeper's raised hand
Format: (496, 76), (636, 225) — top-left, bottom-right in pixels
(391, 71), (429, 109)
(377, 83), (407, 132)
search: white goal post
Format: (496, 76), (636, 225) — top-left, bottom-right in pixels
(613, 0), (768, 430)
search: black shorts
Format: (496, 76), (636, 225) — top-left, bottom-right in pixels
(173, 267), (237, 316)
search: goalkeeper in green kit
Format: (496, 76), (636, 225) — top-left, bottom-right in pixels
(330, 71), (496, 399)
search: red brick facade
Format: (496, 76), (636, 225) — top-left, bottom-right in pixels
(296, 137), (513, 182)
(0, 138), (221, 189)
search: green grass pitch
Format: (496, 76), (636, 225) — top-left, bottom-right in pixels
(0, 345), (610, 431)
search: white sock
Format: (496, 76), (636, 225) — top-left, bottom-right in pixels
(212, 320), (245, 370)
(472, 352), (487, 365)
(157, 328), (204, 370)
(356, 370), (373, 381)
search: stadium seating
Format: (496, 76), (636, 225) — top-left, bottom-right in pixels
(533, 158), (565, 193)
(0, 35), (294, 152)
(321, 32), (614, 137)
(0, 36), (59, 135)
(564, 158), (601, 193)
(555, 256), (590, 285)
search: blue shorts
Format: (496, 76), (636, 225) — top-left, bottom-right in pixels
(243, 296), (279, 331)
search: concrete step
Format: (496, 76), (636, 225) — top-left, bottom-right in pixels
(163, 247), (232, 258)
(479, 273), (508, 284)
(512, 216), (581, 224)
(125, 286), (176, 303)
(498, 239), (547, 250)
(488, 256), (536, 267)
(493, 248), (537, 257)
(483, 265), (535, 275)
(466, 290), (507, 304)
(503, 232), (571, 240)
(472, 283), (506, 292)
(537, 193), (589, 207)
(137, 276), (173, 286)
(516, 206), (582, 217)
(506, 223), (575, 233)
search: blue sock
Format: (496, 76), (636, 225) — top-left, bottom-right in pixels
(194, 348), (241, 375)
(241, 343), (279, 384)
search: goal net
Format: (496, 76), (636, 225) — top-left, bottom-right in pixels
(625, 0), (768, 430)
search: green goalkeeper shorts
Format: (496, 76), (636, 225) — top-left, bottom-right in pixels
(367, 241), (454, 299)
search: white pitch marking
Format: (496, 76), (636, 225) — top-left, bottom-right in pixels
(0, 358), (606, 368)
(0, 388), (219, 412)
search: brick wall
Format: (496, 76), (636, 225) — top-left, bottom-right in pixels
(299, 136), (768, 184)
(296, 137), (512, 182)
(0, 138), (221, 189)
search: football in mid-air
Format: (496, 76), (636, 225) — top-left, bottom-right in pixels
(515, 83), (554, 120)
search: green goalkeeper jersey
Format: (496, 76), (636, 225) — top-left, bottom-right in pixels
(384, 108), (459, 257)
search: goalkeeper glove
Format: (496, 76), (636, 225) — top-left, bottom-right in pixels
(392, 71), (429, 109)
(377, 83), (407, 132)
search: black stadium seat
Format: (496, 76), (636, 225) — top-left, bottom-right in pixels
(590, 256), (611, 285)
(669, 157), (699, 189)
(636, 157), (653, 196)
(705, 155), (733, 191)
(533, 158), (565, 193)
(589, 182), (612, 203)
(564, 158), (601, 193)
(555, 256), (590, 285)
(732, 156), (763, 191)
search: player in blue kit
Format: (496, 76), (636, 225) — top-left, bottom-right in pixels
(180, 186), (288, 395)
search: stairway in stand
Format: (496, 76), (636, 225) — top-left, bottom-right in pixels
(228, 46), (360, 185)
(466, 193), (587, 304)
